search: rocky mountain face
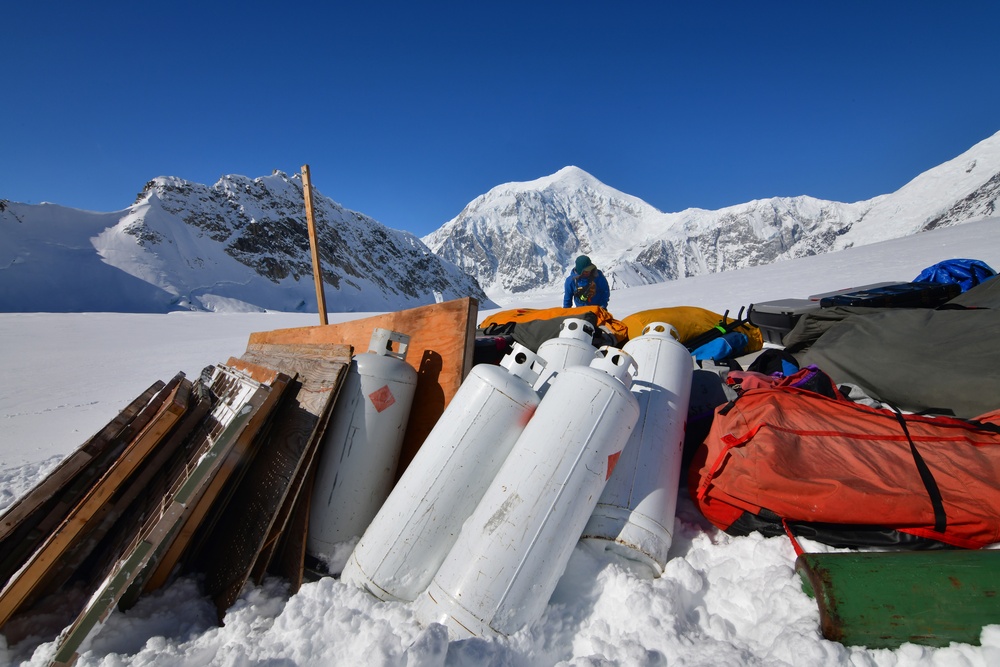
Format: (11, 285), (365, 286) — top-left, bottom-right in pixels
(131, 172), (491, 311)
(924, 171), (1000, 230)
(1, 172), (491, 313)
(424, 132), (1000, 300)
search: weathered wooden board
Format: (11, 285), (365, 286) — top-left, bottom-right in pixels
(60, 382), (212, 596)
(195, 346), (351, 620)
(240, 344), (350, 590)
(0, 380), (164, 543)
(139, 363), (290, 594)
(246, 297), (478, 475)
(173, 360), (293, 573)
(257, 463), (316, 592)
(115, 368), (275, 611)
(0, 381), (212, 648)
(0, 381), (171, 587)
(49, 372), (275, 667)
(0, 374), (190, 630)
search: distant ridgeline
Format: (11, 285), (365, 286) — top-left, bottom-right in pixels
(424, 132), (1000, 299)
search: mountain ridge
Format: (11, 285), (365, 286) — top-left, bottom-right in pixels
(425, 131), (1000, 302)
(1, 172), (492, 313)
(2, 131), (998, 313)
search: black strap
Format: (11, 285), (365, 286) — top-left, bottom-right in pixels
(964, 418), (1000, 435)
(891, 407), (947, 533)
(683, 306), (749, 352)
(718, 400), (737, 416)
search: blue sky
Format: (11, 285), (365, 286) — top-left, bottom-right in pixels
(4, 2), (999, 238)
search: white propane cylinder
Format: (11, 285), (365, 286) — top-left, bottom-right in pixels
(534, 318), (599, 392)
(582, 321), (694, 576)
(307, 328), (418, 565)
(340, 343), (545, 602)
(413, 347), (640, 639)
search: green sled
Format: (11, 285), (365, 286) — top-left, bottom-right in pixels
(796, 550), (1000, 649)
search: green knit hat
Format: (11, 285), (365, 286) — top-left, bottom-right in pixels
(575, 255), (594, 274)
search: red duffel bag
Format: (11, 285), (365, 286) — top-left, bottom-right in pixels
(689, 381), (1000, 549)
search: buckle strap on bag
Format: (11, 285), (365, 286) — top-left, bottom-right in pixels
(891, 406), (947, 534)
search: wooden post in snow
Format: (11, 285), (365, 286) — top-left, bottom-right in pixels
(301, 165), (328, 325)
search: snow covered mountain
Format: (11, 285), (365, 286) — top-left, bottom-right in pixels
(0, 172), (492, 313)
(424, 131), (1000, 300)
(3, 132), (998, 314)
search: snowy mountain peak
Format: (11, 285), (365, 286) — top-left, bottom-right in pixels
(425, 131), (1000, 303)
(423, 166), (668, 296)
(834, 130), (1000, 247)
(1, 173), (492, 313)
(3, 131), (999, 313)
(524, 165), (616, 193)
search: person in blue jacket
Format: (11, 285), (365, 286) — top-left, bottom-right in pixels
(563, 255), (610, 308)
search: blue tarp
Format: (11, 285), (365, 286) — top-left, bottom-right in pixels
(914, 258), (996, 292)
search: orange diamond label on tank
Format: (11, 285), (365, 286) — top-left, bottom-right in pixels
(606, 451), (621, 480)
(368, 384), (396, 413)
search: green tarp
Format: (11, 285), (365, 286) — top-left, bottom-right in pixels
(792, 277), (1000, 419)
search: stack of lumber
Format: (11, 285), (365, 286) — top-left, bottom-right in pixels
(0, 298), (478, 666)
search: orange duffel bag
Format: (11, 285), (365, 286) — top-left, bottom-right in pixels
(690, 374), (1000, 549)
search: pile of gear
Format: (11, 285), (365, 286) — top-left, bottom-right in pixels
(476, 257), (1000, 551)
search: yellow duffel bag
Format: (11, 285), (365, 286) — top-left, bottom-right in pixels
(621, 306), (762, 353)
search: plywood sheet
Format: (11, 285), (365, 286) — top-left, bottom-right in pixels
(239, 347), (345, 592)
(246, 297), (478, 474)
(797, 550), (1000, 648)
(258, 462), (315, 592)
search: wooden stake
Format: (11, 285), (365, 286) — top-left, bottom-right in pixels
(301, 165), (328, 325)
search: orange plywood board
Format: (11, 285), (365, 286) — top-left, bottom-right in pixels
(246, 297), (478, 474)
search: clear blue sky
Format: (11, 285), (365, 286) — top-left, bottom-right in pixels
(4, 1), (999, 238)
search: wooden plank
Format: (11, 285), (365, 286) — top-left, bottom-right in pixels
(139, 363), (290, 594)
(0, 380), (203, 648)
(0, 381), (172, 587)
(301, 164), (328, 326)
(56, 381), (211, 596)
(51, 540), (158, 667)
(5, 387), (208, 648)
(0, 380), (164, 543)
(797, 550), (1000, 648)
(195, 347), (351, 620)
(261, 463), (316, 592)
(114, 370), (270, 611)
(0, 375), (190, 630)
(173, 360), (293, 573)
(246, 297), (478, 475)
(49, 378), (271, 667)
(236, 346), (350, 590)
